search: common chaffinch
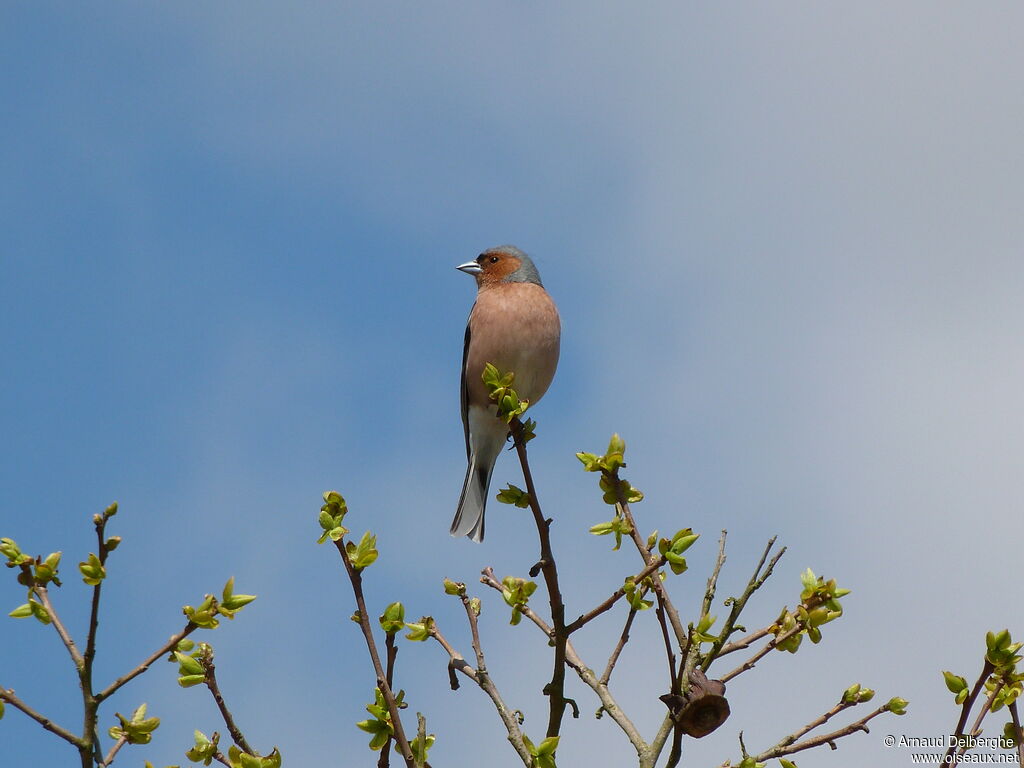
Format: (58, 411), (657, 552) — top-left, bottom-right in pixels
(450, 246), (561, 542)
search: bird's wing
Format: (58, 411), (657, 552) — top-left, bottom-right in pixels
(461, 311), (473, 459)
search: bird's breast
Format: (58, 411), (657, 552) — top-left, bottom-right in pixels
(465, 283), (561, 407)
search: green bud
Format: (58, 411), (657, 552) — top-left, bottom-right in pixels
(175, 652), (204, 677)
(7, 603), (32, 619)
(887, 697), (909, 715)
(442, 578), (465, 596)
(379, 602), (405, 634)
(346, 532), (379, 570)
(943, 671), (968, 695)
(404, 617), (433, 642)
(496, 484), (531, 508)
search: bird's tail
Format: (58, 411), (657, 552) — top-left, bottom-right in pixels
(451, 448), (498, 542)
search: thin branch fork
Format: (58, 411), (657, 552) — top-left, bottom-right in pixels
(479, 569), (649, 759)
(716, 626), (773, 657)
(719, 624), (803, 684)
(461, 594), (533, 766)
(565, 555), (667, 634)
(614, 493), (688, 650)
(943, 660), (995, 765)
(750, 703), (891, 762)
(96, 623), (199, 702)
(509, 417), (569, 739)
(947, 684), (1004, 766)
(427, 600), (533, 766)
(378, 632), (399, 768)
(333, 539), (417, 768)
(702, 537), (785, 671)
(428, 622), (479, 687)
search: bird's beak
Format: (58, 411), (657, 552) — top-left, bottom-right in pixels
(456, 261), (482, 275)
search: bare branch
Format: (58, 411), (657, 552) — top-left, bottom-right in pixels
(428, 622), (479, 686)
(565, 555), (666, 634)
(509, 417), (569, 738)
(429, 600), (531, 765)
(96, 623), (198, 702)
(0, 686), (83, 748)
(1008, 701), (1024, 767)
(200, 647), (255, 756)
(32, 583), (85, 671)
(701, 531), (729, 620)
(719, 624), (802, 684)
(615, 496), (687, 649)
(749, 703), (892, 762)
(333, 538), (417, 768)
(702, 537), (785, 671)
(85, 514), (113, 680)
(716, 626), (773, 657)
(100, 733), (128, 766)
(600, 608), (637, 686)
(480, 568), (649, 759)
(378, 633), (398, 768)
(943, 661), (994, 765)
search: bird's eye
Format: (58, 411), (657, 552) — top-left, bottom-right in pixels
(490, 256), (499, 264)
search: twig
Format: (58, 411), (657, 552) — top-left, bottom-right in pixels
(32, 583), (85, 670)
(415, 713), (427, 768)
(333, 538), (416, 768)
(967, 686), (1000, 738)
(948, 684), (1003, 765)
(702, 537), (785, 671)
(1008, 701), (1024, 767)
(614, 493), (687, 649)
(943, 661), (994, 765)
(0, 687), (83, 747)
(429, 597), (531, 765)
(85, 514), (112, 683)
(701, 531), (729, 620)
(379, 633), (398, 768)
(509, 417), (569, 739)
(775, 698), (855, 749)
(428, 623), (479, 686)
(655, 604), (678, 693)
(96, 623), (199, 701)
(600, 609), (637, 686)
(750, 703), (891, 762)
(201, 648), (255, 755)
(649, 714), (676, 768)
(565, 555), (666, 633)
(719, 624), (802, 683)
(716, 626), (773, 657)
(480, 568), (649, 761)
(100, 733), (128, 766)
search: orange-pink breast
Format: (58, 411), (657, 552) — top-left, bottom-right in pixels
(465, 282), (561, 409)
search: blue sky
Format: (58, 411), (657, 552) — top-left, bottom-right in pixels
(2, 3), (1023, 767)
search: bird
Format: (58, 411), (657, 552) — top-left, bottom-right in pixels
(451, 246), (561, 542)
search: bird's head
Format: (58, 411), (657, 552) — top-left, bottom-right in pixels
(456, 245), (543, 287)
